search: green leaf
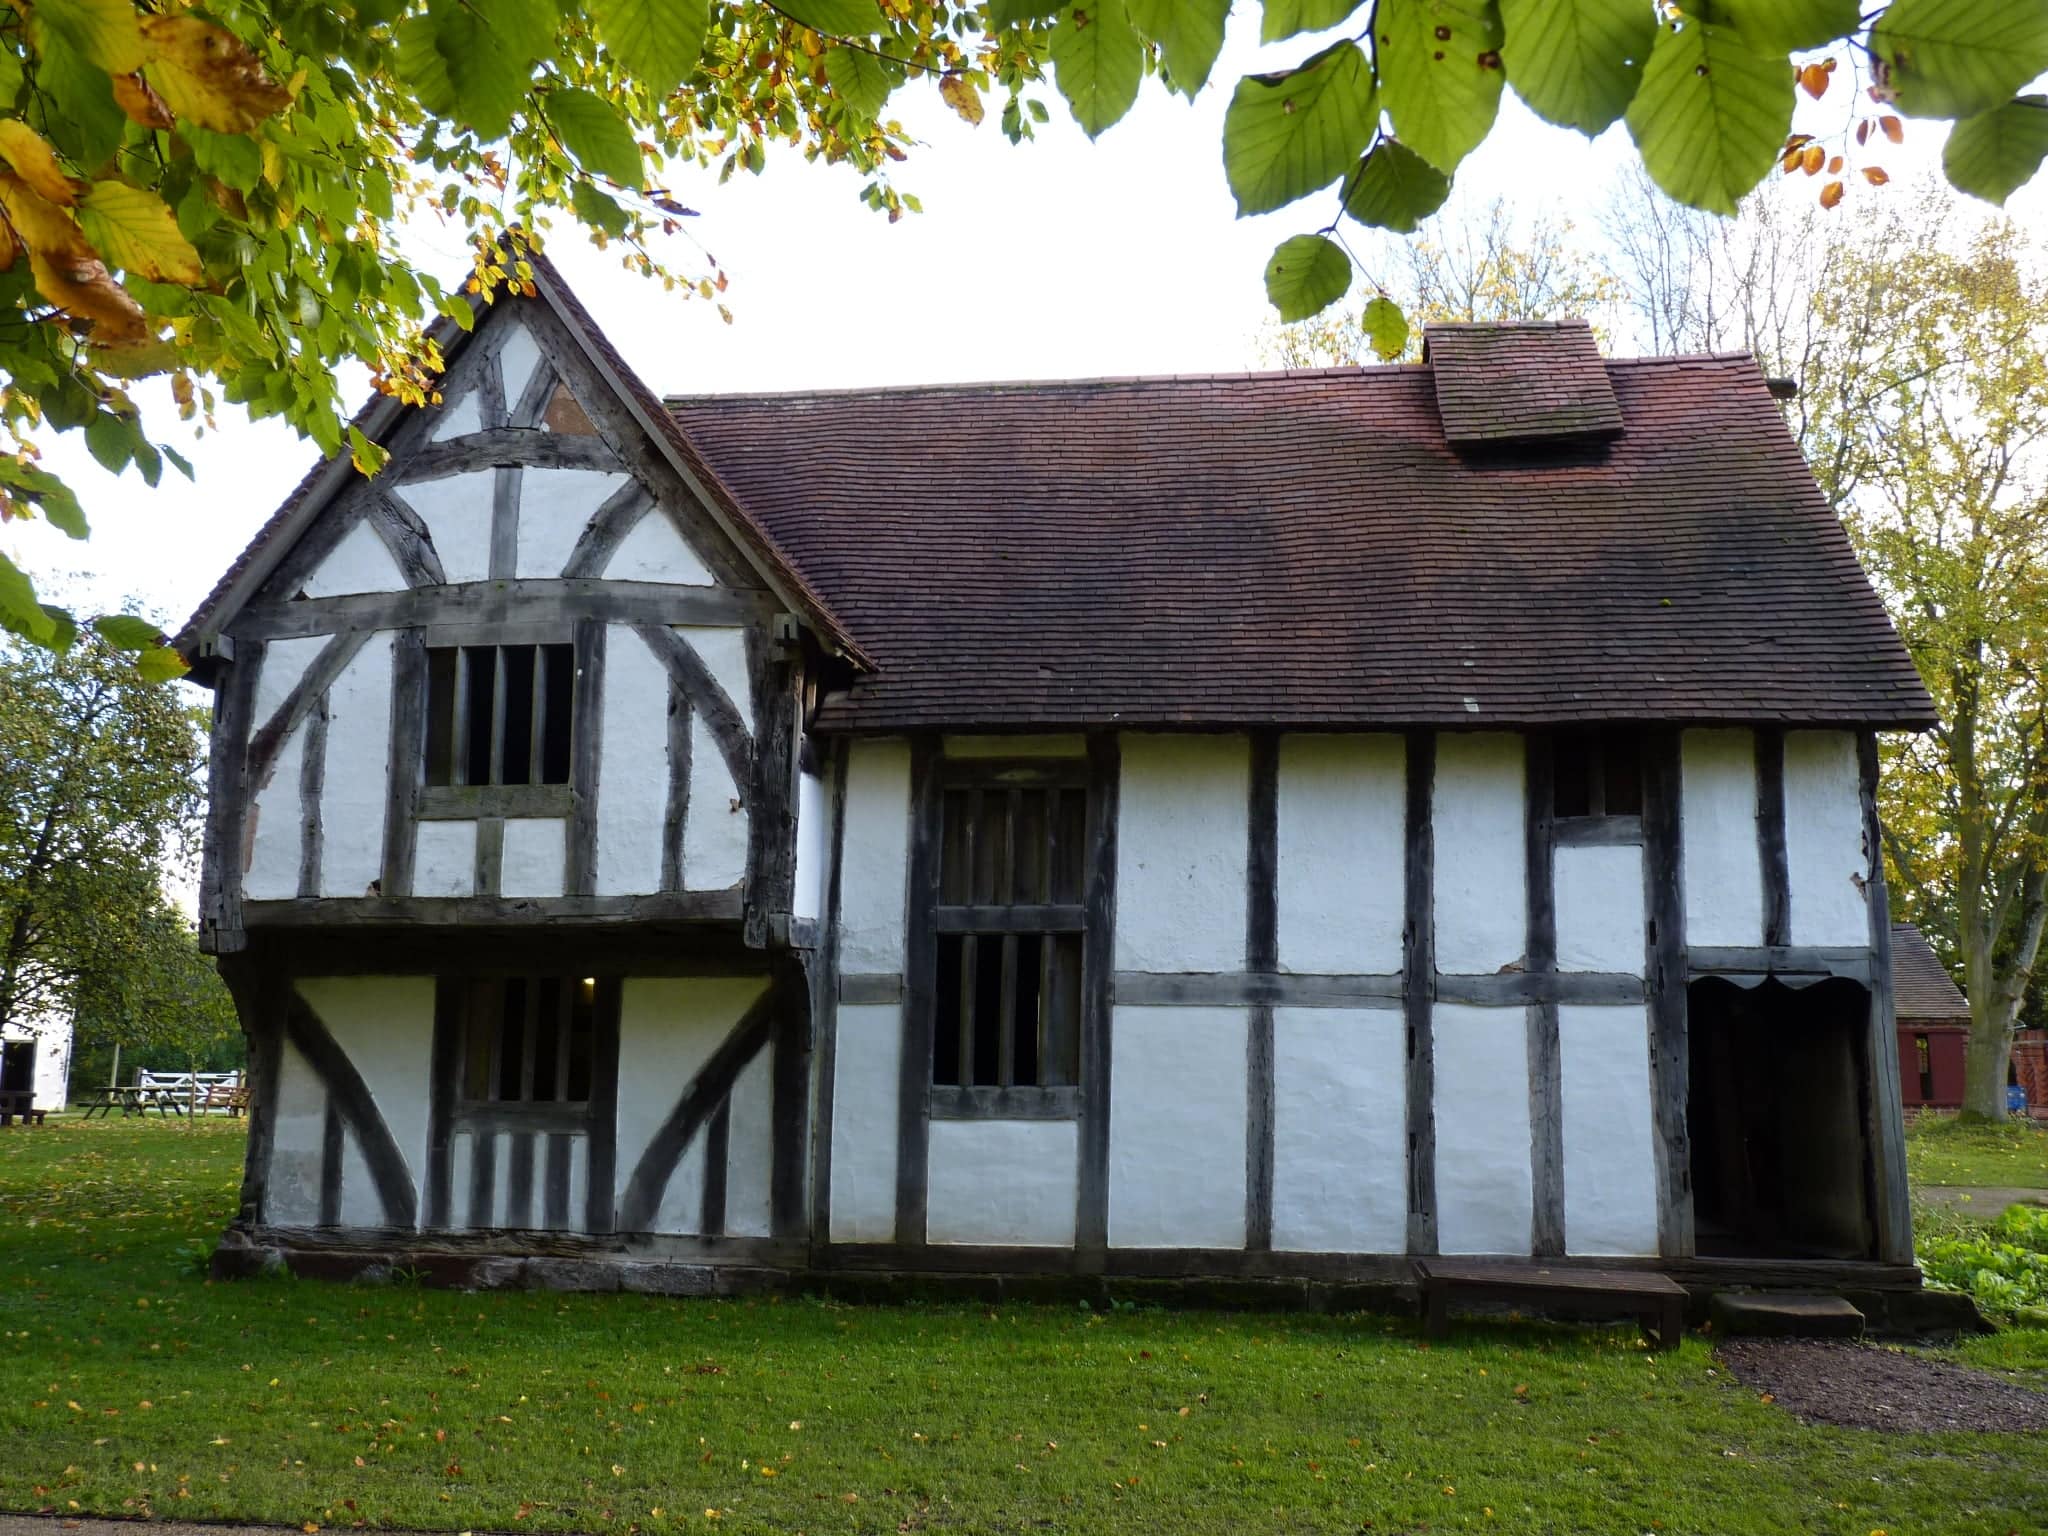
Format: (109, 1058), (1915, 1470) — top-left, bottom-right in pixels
(1625, 19), (1791, 216)
(990, 0), (1067, 25)
(1377, 0), (1507, 175)
(1342, 138), (1451, 232)
(1697, 0), (1858, 52)
(395, 15), (459, 117)
(1050, 2), (1144, 140)
(136, 645), (189, 683)
(1872, 0), (2048, 121)
(824, 46), (895, 120)
(93, 614), (166, 651)
(429, 0), (554, 138)
(548, 88), (645, 186)
(1223, 42), (1377, 216)
(0, 551), (57, 646)
(1500, 0), (1657, 135)
(29, 0), (148, 73)
(1126, 0), (1230, 97)
(1361, 294), (1410, 360)
(588, 0), (711, 96)
(778, 0), (885, 36)
(30, 26), (125, 168)
(1943, 95), (2048, 205)
(1259, 0), (1360, 44)
(569, 177), (631, 236)
(1264, 233), (1352, 321)
(84, 411), (132, 474)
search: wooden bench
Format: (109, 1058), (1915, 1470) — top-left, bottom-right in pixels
(1415, 1259), (1688, 1349)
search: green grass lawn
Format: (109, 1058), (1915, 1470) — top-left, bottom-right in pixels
(4, 1119), (2045, 1536)
(1905, 1113), (2048, 1191)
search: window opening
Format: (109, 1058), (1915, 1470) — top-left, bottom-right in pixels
(1915, 1034), (1934, 1103)
(1553, 728), (1643, 818)
(931, 778), (1087, 1090)
(426, 642), (574, 788)
(457, 975), (599, 1104)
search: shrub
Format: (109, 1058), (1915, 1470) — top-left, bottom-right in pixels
(1919, 1204), (2048, 1324)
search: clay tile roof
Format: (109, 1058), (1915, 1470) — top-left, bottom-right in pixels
(669, 348), (1935, 733)
(1892, 923), (1970, 1024)
(1422, 320), (1624, 445)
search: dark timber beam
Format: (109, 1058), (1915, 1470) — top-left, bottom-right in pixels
(1641, 728), (1693, 1258)
(1403, 729), (1437, 1257)
(1525, 733), (1564, 1257)
(1860, 731), (1913, 1265)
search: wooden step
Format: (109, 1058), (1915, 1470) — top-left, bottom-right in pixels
(1414, 1259), (1688, 1348)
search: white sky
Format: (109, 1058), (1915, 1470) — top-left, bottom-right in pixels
(6, 11), (2039, 630)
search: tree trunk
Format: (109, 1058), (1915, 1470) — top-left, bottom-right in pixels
(1961, 993), (2016, 1121)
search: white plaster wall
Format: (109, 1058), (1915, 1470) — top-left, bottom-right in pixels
(253, 635), (330, 727)
(792, 768), (826, 922)
(1433, 733), (1526, 974)
(605, 511), (714, 585)
(614, 976), (768, 1234)
(1276, 734), (1405, 975)
(429, 387), (483, 441)
(1108, 1005), (1248, 1249)
(265, 1038), (326, 1226)
(1272, 1007), (1406, 1253)
(1681, 728), (1762, 948)
(337, 1130), (378, 1229)
(1785, 729), (1869, 946)
(684, 716), (749, 890)
(1558, 1004), (1659, 1256)
(1554, 844), (1644, 975)
(1432, 1003), (1532, 1255)
(498, 322), (544, 408)
(595, 625), (668, 897)
(500, 818), (567, 899)
(675, 626), (753, 722)
(828, 1003), (902, 1241)
(927, 1120), (1078, 1246)
(723, 1048), (775, 1238)
(413, 820), (477, 898)
(298, 976), (435, 1209)
(395, 473), (493, 585)
(320, 632), (394, 898)
(244, 722), (307, 900)
(517, 467), (631, 578)
(838, 741), (911, 975)
(1115, 734), (1250, 973)
(301, 519), (406, 598)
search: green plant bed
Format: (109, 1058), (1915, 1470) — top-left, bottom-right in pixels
(1906, 1113), (2048, 1190)
(6, 1120), (2047, 1534)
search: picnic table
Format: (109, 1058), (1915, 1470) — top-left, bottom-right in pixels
(0, 1087), (43, 1126)
(77, 1085), (189, 1119)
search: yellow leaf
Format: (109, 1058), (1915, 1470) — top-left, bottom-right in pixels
(938, 74), (985, 127)
(29, 247), (148, 344)
(139, 16), (290, 134)
(77, 179), (203, 284)
(1819, 179), (1844, 209)
(111, 73), (175, 131)
(0, 121), (79, 206)
(0, 172), (90, 261)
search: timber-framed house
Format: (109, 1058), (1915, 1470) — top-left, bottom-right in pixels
(179, 255), (1939, 1314)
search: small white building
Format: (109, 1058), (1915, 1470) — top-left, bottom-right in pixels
(1, 1001), (74, 1115)
(176, 260), (1933, 1306)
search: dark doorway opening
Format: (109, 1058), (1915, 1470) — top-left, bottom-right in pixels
(1687, 977), (1876, 1260)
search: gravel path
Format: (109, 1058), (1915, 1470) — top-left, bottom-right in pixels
(1718, 1338), (2048, 1434)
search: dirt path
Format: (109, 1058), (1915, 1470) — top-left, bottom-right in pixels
(1915, 1184), (2048, 1212)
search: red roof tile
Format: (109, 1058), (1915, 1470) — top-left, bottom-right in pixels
(670, 351), (1934, 732)
(1892, 923), (1970, 1024)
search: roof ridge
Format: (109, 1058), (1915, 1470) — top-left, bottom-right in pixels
(666, 353), (1763, 407)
